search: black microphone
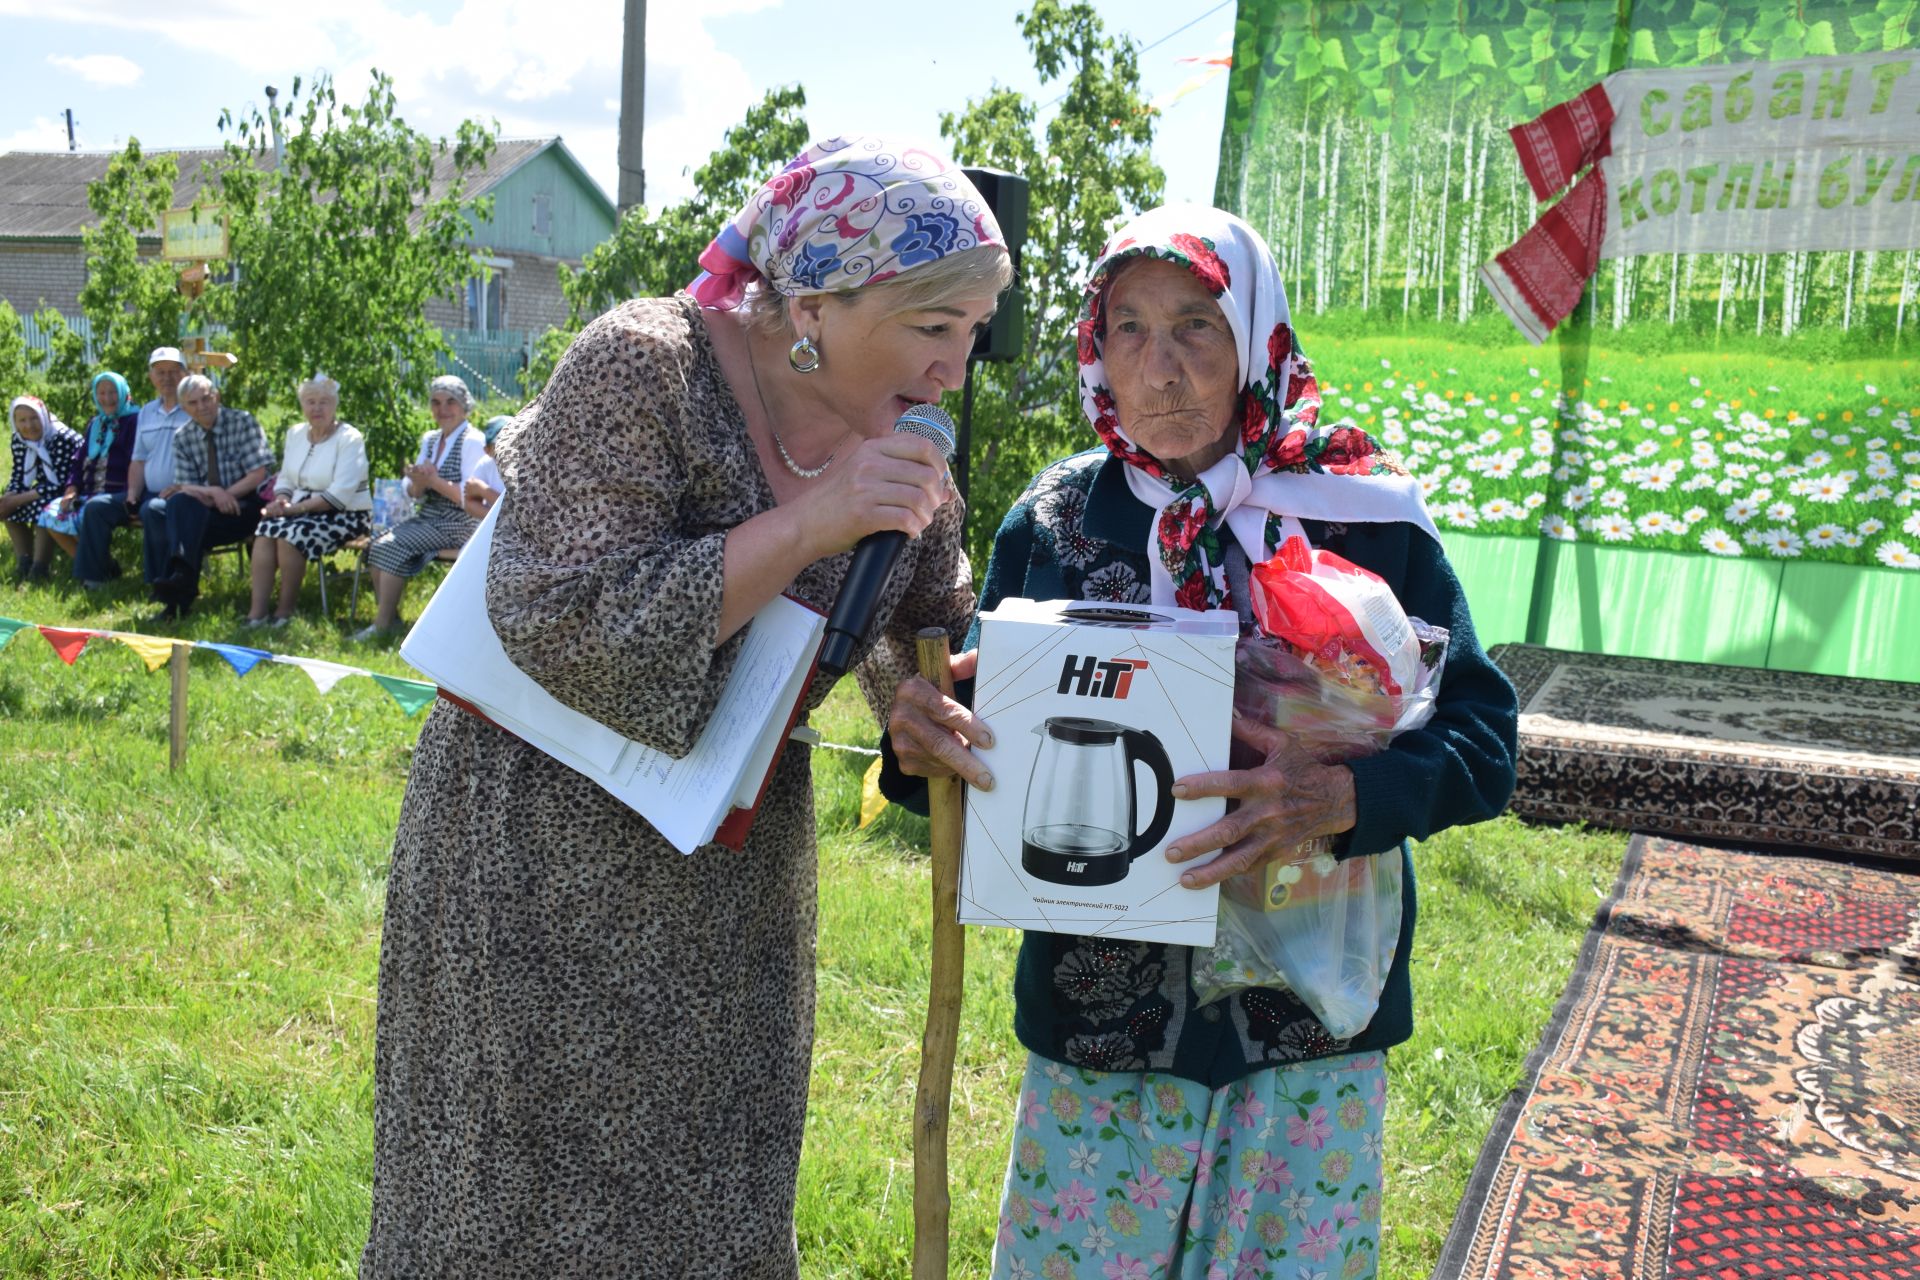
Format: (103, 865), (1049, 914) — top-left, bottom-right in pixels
(817, 404), (957, 677)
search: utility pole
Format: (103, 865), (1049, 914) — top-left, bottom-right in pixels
(63, 109), (76, 151)
(617, 0), (646, 215)
(264, 85), (284, 169)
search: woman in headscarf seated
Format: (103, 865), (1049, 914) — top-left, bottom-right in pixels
(884, 204), (1519, 1279)
(42, 371), (141, 589)
(246, 373), (373, 628)
(358, 136), (1010, 1278)
(3, 395), (83, 581)
(350, 374), (487, 641)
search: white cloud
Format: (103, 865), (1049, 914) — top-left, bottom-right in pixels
(5, 0), (785, 207)
(47, 53), (144, 87)
(0, 116), (77, 153)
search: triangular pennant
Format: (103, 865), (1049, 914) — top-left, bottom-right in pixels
(858, 755), (888, 829)
(273, 654), (365, 695)
(113, 633), (179, 673)
(200, 642), (274, 677)
(0, 617), (28, 649)
(370, 673), (437, 716)
(38, 626), (95, 665)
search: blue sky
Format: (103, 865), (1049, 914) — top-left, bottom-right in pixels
(0, 0), (1234, 213)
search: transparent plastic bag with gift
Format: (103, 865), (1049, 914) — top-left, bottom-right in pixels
(1190, 535), (1449, 1038)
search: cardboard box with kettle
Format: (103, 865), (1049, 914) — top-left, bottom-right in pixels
(959, 599), (1238, 947)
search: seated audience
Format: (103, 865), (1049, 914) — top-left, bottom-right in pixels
(246, 372), (373, 628)
(351, 375), (486, 642)
(461, 414), (511, 518)
(43, 371), (141, 589)
(130, 347), (193, 588)
(144, 375), (272, 623)
(4, 395), (82, 581)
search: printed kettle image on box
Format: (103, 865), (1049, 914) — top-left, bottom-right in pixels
(960, 599), (1238, 947)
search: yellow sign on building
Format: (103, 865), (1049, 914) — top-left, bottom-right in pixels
(161, 207), (229, 261)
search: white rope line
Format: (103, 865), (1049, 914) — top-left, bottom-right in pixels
(817, 741), (881, 756)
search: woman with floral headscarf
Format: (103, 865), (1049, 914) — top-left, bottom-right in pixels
(3, 395), (83, 580)
(884, 205), (1518, 1278)
(360, 136), (1010, 1278)
(43, 370), (141, 589)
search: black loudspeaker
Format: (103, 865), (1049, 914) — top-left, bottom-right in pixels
(963, 166), (1028, 363)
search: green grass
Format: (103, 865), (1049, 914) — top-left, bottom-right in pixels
(0, 557), (1625, 1277)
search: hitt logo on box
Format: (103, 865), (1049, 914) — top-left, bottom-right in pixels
(1056, 655), (1150, 699)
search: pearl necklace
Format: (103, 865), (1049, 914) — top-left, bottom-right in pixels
(746, 336), (842, 480)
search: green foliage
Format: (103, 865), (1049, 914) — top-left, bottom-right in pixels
(27, 307), (92, 428)
(0, 302), (30, 403)
(74, 140), (195, 383)
(940, 0), (1165, 570)
(560, 85), (810, 327)
(202, 71), (499, 478)
(518, 86), (810, 402)
(1225, 0), (1914, 144)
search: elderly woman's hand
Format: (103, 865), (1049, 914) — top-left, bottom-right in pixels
(1163, 713), (1357, 889)
(887, 649), (995, 791)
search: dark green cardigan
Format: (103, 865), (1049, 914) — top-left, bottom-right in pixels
(882, 449), (1518, 1087)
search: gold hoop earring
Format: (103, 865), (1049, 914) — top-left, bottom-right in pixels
(788, 335), (821, 374)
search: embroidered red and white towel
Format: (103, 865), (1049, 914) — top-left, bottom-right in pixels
(1481, 52), (1920, 344)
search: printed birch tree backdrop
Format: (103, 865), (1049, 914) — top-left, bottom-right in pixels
(1216, 0), (1920, 574)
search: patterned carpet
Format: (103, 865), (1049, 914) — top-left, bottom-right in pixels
(1433, 834), (1920, 1280)
(1490, 645), (1920, 862)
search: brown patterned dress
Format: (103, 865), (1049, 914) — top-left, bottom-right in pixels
(360, 295), (974, 1278)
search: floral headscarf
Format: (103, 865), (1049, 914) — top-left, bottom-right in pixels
(9, 395), (64, 487)
(1077, 204), (1437, 610)
(85, 370), (133, 461)
(688, 136), (1006, 309)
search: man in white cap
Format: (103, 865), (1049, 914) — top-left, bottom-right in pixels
(129, 346), (191, 588)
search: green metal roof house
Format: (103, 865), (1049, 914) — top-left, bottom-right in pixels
(0, 137), (616, 390)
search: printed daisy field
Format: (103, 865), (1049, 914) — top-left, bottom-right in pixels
(1303, 338), (1917, 572)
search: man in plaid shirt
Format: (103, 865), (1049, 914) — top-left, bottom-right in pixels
(143, 374), (271, 621)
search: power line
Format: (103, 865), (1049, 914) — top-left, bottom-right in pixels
(1038, 0), (1236, 111)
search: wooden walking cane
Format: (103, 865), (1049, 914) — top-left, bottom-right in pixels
(912, 626), (966, 1280)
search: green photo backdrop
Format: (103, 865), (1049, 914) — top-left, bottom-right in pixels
(1215, 0), (1920, 680)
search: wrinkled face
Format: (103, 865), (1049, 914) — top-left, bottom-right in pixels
(1101, 257), (1241, 480)
(429, 391), (466, 430)
(12, 405), (41, 441)
(300, 390), (339, 430)
(180, 382), (221, 427)
(94, 380), (122, 417)
(149, 360), (186, 401)
(800, 286), (1000, 439)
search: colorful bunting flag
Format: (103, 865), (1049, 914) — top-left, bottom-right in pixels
(273, 654), (363, 695)
(38, 626), (95, 665)
(199, 643), (273, 677)
(113, 633), (180, 674)
(4, 614), (443, 719)
(370, 673), (437, 716)
(858, 756), (888, 829)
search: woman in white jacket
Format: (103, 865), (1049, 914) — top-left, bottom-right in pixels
(246, 372), (372, 627)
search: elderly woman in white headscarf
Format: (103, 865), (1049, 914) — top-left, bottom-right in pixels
(351, 374), (487, 641)
(246, 373), (373, 627)
(884, 204), (1519, 1279)
(3, 395), (83, 581)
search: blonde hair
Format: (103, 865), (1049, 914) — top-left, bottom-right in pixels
(741, 244), (1014, 340)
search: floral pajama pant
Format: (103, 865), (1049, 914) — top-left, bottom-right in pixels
(991, 1051), (1387, 1280)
